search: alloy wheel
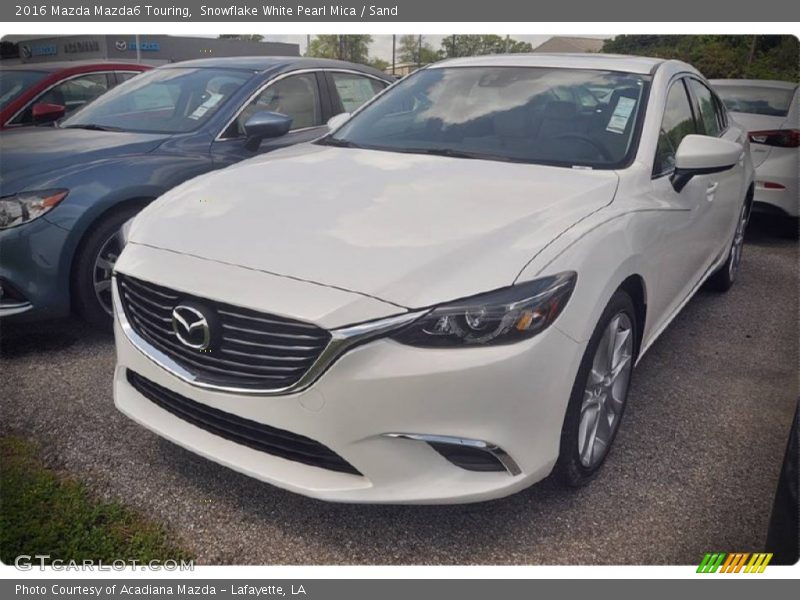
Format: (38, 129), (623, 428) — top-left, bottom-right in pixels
(728, 204), (748, 281)
(92, 226), (125, 316)
(578, 312), (634, 468)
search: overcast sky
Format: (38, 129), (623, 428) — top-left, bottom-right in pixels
(262, 34), (610, 61)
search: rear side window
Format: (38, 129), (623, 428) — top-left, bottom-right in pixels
(654, 79), (698, 177)
(714, 85), (796, 117)
(688, 79), (721, 137)
(330, 72), (386, 113)
(116, 71), (143, 84)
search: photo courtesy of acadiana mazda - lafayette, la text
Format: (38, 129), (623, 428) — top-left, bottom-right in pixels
(0, 57), (390, 326)
(112, 54), (754, 503)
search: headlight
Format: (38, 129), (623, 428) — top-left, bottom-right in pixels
(0, 189), (69, 230)
(392, 272), (577, 347)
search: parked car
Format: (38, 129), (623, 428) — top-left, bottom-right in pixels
(0, 60), (150, 128)
(0, 57), (391, 325)
(113, 54), (753, 504)
(711, 79), (798, 233)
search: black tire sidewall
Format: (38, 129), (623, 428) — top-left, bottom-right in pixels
(555, 289), (638, 487)
(73, 205), (143, 327)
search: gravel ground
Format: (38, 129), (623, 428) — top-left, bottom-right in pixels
(1, 214), (797, 565)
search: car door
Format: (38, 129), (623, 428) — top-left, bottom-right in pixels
(648, 76), (719, 322)
(210, 71), (330, 167)
(324, 70), (388, 116)
(686, 77), (747, 260)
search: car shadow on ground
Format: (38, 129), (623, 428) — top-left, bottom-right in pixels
(0, 317), (111, 359)
(745, 213), (798, 247)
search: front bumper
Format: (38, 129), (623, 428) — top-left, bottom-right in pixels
(0, 217), (71, 321)
(113, 263), (582, 504)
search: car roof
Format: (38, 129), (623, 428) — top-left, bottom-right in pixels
(1, 60), (149, 73)
(429, 53), (666, 75)
(710, 79), (798, 90)
(159, 56), (390, 79)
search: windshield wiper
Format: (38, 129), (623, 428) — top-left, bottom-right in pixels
(62, 123), (124, 132)
(406, 147), (480, 160)
(316, 136), (361, 148)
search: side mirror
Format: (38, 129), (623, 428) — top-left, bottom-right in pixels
(670, 134), (742, 192)
(32, 103), (66, 125)
(326, 112), (351, 130)
(243, 111), (292, 151)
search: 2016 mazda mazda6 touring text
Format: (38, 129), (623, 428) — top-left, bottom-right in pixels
(112, 54), (754, 503)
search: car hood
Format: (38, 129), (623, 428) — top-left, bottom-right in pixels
(0, 126), (170, 188)
(130, 145), (619, 309)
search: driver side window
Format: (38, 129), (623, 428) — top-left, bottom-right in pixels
(654, 79), (698, 177)
(223, 73), (322, 138)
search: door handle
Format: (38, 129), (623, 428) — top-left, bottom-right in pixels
(705, 182), (719, 200)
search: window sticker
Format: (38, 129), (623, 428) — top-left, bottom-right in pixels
(606, 96), (637, 134)
(189, 92), (223, 120)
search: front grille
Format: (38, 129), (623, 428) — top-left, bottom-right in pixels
(117, 274), (331, 390)
(127, 370), (360, 475)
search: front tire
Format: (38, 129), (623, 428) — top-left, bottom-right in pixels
(73, 205), (142, 328)
(554, 290), (638, 487)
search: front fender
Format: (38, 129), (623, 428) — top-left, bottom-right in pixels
(516, 208), (656, 347)
(39, 153), (215, 300)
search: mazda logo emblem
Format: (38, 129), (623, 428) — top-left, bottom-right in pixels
(115, 40), (127, 51)
(172, 305), (211, 350)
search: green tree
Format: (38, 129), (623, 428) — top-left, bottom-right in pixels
(218, 34), (264, 42)
(397, 35), (441, 65)
(367, 57), (390, 72)
(440, 35), (533, 58)
(602, 35), (798, 81)
(307, 35), (373, 64)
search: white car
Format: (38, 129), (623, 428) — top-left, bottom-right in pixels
(112, 54), (754, 504)
(711, 79), (798, 227)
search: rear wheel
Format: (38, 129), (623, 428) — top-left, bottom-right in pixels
(707, 199), (749, 293)
(554, 290), (637, 487)
(73, 205), (142, 328)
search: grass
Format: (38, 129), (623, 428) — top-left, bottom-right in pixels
(0, 436), (193, 565)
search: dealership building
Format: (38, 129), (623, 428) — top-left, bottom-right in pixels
(3, 35), (300, 65)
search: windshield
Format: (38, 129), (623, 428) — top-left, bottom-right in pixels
(714, 85), (796, 117)
(326, 67), (649, 168)
(0, 70), (47, 109)
(61, 67), (252, 134)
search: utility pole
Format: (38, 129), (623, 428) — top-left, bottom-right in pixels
(417, 34), (422, 68)
(451, 34), (456, 58)
(392, 34), (396, 75)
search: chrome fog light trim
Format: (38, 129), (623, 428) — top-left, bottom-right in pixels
(384, 433), (522, 476)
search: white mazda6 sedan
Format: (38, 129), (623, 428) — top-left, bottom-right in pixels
(112, 54), (754, 503)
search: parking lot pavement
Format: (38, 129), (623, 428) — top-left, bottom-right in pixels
(1, 214), (797, 565)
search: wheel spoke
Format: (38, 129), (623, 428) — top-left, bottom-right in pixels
(578, 401), (601, 465)
(610, 327), (631, 372)
(94, 278), (111, 294)
(95, 257), (116, 273)
(604, 316), (620, 371)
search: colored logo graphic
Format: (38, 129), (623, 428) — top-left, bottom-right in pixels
(697, 552), (773, 573)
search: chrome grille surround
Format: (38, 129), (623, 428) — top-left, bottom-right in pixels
(117, 274), (330, 391)
(113, 274), (424, 396)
